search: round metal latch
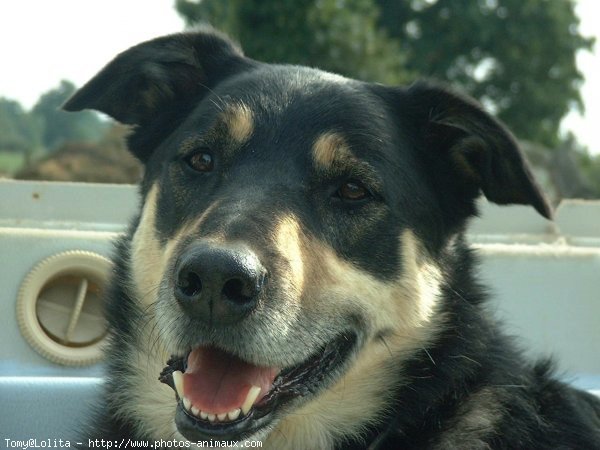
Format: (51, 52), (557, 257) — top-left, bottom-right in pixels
(16, 251), (112, 366)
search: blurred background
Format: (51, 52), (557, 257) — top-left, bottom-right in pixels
(0, 0), (598, 203)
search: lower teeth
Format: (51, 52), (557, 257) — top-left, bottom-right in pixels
(175, 374), (260, 424)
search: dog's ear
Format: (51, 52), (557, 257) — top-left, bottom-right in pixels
(63, 29), (252, 126)
(381, 81), (552, 219)
(63, 29), (251, 124)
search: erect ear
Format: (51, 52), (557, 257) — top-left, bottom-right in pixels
(398, 81), (552, 220)
(63, 29), (255, 158)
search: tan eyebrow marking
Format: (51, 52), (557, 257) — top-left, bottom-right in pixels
(222, 102), (254, 145)
(312, 131), (354, 170)
(178, 103), (253, 160)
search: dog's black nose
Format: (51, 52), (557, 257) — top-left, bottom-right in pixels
(174, 244), (265, 325)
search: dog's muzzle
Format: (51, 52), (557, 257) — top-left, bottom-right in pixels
(174, 243), (266, 326)
(162, 243), (360, 442)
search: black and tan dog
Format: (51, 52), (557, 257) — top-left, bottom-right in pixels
(65, 29), (600, 449)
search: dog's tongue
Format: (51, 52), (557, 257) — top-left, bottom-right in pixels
(183, 347), (279, 414)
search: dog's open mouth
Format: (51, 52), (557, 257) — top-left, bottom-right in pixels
(159, 333), (356, 441)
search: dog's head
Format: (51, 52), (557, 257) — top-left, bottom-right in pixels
(65, 30), (551, 446)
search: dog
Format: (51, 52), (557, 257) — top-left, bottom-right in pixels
(64, 29), (600, 449)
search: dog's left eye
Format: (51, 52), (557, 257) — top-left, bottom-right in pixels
(185, 151), (214, 173)
(337, 181), (370, 201)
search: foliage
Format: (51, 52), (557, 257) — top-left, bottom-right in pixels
(568, 137), (600, 196)
(176, 0), (593, 148)
(0, 81), (108, 174)
(31, 80), (107, 151)
(580, 154), (600, 196)
(376, 0), (594, 147)
(0, 151), (26, 175)
(175, 0), (411, 85)
(0, 98), (42, 154)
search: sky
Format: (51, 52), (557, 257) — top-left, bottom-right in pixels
(0, 0), (598, 154)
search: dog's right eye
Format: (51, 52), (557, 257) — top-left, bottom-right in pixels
(185, 151), (214, 173)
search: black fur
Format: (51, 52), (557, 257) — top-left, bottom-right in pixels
(65, 29), (599, 449)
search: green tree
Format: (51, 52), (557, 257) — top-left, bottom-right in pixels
(0, 98), (42, 153)
(175, 0), (411, 85)
(0, 98), (44, 169)
(376, 0), (593, 147)
(31, 80), (107, 151)
(175, 0), (592, 148)
(567, 136), (600, 197)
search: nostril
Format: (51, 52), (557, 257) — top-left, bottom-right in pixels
(175, 245), (265, 324)
(222, 278), (253, 304)
(178, 271), (203, 297)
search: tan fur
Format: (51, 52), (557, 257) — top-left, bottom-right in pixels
(433, 388), (502, 449)
(130, 184), (168, 306)
(263, 229), (444, 449)
(265, 340), (402, 449)
(178, 102), (253, 159)
(223, 103), (254, 145)
(126, 183), (179, 438)
(300, 228), (442, 331)
(274, 216), (305, 296)
(312, 132), (354, 170)
(112, 323), (177, 440)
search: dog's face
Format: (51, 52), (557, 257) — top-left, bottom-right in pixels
(65, 30), (551, 447)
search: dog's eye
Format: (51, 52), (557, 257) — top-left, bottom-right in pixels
(337, 181), (370, 201)
(185, 151), (214, 173)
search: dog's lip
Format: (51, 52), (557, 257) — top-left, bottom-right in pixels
(160, 332), (357, 441)
(174, 399), (274, 441)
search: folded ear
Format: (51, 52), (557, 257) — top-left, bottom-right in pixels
(64, 29), (252, 126)
(63, 30), (255, 162)
(396, 81), (552, 220)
